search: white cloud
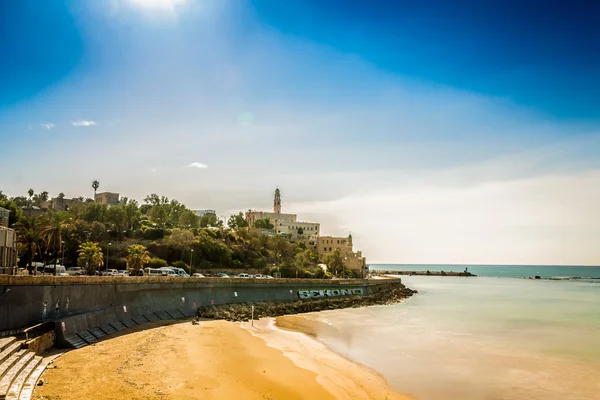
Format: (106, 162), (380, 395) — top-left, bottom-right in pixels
(185, 162), (208, 169)
(72, 120), (96, 127)
(41, 123), (55, 129)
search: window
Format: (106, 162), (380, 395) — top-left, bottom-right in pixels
(337, 240), (340, 244)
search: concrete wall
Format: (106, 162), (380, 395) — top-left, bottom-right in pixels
(0, 276), (400, 341)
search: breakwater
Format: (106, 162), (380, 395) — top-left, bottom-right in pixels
(197, 284), (417, 321)
(374, 270), (476, 277)
(0, 275), (410, 348)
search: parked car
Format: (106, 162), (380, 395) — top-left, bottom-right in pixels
(67, 267), (84, 276)
(129, 269), (144, 276)
(144, 268), (164, 276)
(42, 265), (68, 276)
(263, 275), (274, 279)
(166, 266), (189, 277)
(214, 273), (229, 278)
(159, 267), (179, 277)
(118, 270), (129, 276)
(236, 273), (251, 278)
(253, 274), (264, 279)
(192, 273), (205, 278)
(102, 269), (119, 276)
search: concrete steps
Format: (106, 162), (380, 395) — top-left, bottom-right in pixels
(4, 355), (41, 400)
(63, 335), (87, 349)
(0, 342), (21, 367)
(17, 353), (61, 400)
(0, 348), (35, 400)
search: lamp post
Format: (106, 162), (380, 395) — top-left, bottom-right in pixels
(61, 241), (65, 266)
(190, 249), (194, 275)
(106, 243), (112, 273)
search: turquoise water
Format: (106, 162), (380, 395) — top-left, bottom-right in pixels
(372, 264), (600, 280)
(301, 275), (600, 400)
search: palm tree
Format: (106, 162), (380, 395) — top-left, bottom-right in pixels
(126, 244), (151, 273)
(41, 213), (69, 276)
(15, 217), (46, 274)
(40, 191), (49, 202)
(77, 241), (104, 275)
(92, 180), (99, 197)
(27, 188), (34, 200)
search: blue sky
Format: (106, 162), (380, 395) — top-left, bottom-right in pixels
(1, 0), (600, 264)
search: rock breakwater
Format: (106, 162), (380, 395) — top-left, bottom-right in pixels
(196, 284), (417, 322)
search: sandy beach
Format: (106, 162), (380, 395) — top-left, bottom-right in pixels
(32, 319), (412, 400)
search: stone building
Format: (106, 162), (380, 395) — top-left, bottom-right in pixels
(0, 207), (17, 275)
(245, 189), (298, 225)
(40, 196), (83, 212)
(317, 234), (368, 278)
(94, 192), (120, 206)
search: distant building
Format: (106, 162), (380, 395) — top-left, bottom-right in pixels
(192, 209), (217, 225)
(317, 234), (368, 278)
(192, 209), (216, 218)
(40, 197), (83, 212)
(245, 188), (301, 227)
(0, 207), (9, 227)
(274, 220), (320, 242)
(94, 192), (120, 206)
(0, 207), (17, 275)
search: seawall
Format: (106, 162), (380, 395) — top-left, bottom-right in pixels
(0, 276), (406, 347)
(374, 270), (476, 277)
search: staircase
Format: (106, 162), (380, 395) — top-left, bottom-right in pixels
(0, 336), (51, 400)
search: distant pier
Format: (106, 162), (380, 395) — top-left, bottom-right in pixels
(373, 270), (477, 277)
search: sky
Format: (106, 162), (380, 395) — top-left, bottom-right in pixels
(1, 0), (600, 265)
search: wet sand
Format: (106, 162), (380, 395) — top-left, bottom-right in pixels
(32, 319), (412, 400)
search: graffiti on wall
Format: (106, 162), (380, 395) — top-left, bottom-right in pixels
(297, 288), (363, 299)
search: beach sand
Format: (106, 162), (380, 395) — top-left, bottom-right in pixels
(32, 319), (412, 400)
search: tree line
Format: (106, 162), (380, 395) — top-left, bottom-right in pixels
(0, 188), (352, 278)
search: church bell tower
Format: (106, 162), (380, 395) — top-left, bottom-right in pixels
(273, 188), (281, 214)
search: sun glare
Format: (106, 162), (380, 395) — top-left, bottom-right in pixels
(129, 0), (188, 10)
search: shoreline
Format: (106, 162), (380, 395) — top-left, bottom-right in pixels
(242, 318), (415, 400)
(32, 318), (413, 400)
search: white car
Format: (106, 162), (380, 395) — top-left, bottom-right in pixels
(192, 273), (205, 278)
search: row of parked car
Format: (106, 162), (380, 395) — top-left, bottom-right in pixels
(59, 266), (274, 279)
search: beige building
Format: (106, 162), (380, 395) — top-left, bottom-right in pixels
(94, 192), (120, 205)
(0, 207), (17, 275)
(274, 220), (320, 242)
(317, 234), (368, 278)
(40, 197), (83, 212)
(245, 189), (297, 225)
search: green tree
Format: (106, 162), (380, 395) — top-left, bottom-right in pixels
(41, 212), (69, 275)
(126, 244), (151, 272)
(147, 257), (168, 269)
(0, 199), (22, 227)
(227, 212), (249, 230)
(200, 214), (223, 228)
(167, 228), (196, 260)
(27, 189), (34, 201)
(15, 217), (46, 272)
(253, 218), (274, 230)
(77, 241), (104, 275)
(178, 209), (198, 228)
(323, 248), (345, 277)
(58, 192), (65, 199)
(106, 205), (127, 234)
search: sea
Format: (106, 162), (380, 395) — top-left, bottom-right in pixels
(292, 265), (600, 400)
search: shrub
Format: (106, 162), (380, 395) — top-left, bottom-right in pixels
(148, 257), (168, 269)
